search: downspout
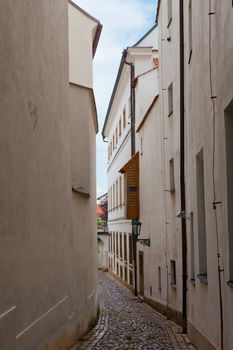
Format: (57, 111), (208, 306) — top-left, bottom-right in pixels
(123, 49), (137, 295)
(179, 0), (187, 333)
(123, 49), (136, 157)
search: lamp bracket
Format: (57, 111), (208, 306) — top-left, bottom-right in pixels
(137, 238), (150, 247)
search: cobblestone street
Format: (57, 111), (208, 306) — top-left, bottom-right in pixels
(71, 272), (195, 350)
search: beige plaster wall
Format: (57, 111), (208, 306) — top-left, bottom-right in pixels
(184, 1), (233, 349)
(68, 3), (96, 87)
(0, 1), (98, 349)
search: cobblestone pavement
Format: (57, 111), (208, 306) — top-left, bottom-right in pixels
(71, 272), (195, 350)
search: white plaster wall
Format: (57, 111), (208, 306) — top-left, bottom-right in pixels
(142, 0), (183, 320)
(136, 28), (158, 48)
(132, 50), (159, 128)
(137, 99), (167, 303)
(105, 61), (133, 285)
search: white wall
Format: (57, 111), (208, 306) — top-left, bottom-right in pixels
(184, 1), (233, 349)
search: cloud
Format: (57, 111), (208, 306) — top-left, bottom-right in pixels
(74, 0), (158, 197)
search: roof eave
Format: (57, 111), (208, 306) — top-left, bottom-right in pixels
(102, 53), (126, 138)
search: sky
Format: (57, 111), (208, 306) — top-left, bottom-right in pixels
(74, 0), (158, 198)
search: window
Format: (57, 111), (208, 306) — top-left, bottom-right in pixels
(196, 149), (207, 281)
(119, 118), (122, 137)
(113, 135), (115, 150)
(225, 100), (233, 283)
(116, 180), (118, 208)
(158, 266), (162, 292)
(123, 108), (126, 129)
(129, 234), (133, 265)
(128, 97), (131, 121)
(188, 0), (193, 63)
(130, 271), (133, 285)
(116, 127), (118, 145)
(168, 83), (173, 116)
(119, 176), (122, 206)
(124, 266), (127, 282)
(113, 183), (115, 210)
(116, 232), (119, 257)
(190, 212), (195, 282)
(169, 158), (175, 192)
(120, 233), (122, 259)
(110, 187), (112, 211)
(113, 232), (115, 253)
(124, 234), (127, 262)
(140, 137), (143, 156)
(167, 0), (172, 27)
(170, 260), (176, 286)
(120, 266), (123, 278)
(111, 186), (113, 211)
(110, 141), (112, 156)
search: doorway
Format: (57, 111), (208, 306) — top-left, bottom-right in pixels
(139, 251), (144, 297)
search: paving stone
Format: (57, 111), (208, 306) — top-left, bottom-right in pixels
(71, 272), (196, 350)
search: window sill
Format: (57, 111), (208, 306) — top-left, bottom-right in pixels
(227, 280), (233, 289)
(190, 278), (196, 287)
(188, 49), (192, 64)
(72, 187), (90, 198)
(170, 283), (177, 289)
(197, 274), (208, 284)
(168, 110), (173, 117)
(167, 17), (172, 28)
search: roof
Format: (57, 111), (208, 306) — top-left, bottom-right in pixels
(155, 0), (161, 25)
(119, 152), (139, 174)
(136, 95), (159, 133)
(102, 53), (126, 138)
(102, 24), (157, 138)
(69, 82), (99, 134)
(97, 193), (108, 201)
(68, 0), (102, 58)
(132, 24), (157, 47)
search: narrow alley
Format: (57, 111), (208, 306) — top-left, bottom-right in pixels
(71, 273), (195, 350)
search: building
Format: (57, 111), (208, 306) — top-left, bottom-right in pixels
(0, 1), (101, 349)
(138, 0), (184, 326)
(103, 1), (233, 349)
(102, 25), (158, 290)
(97, 194), (109, 270)
(184, 1), (233, 349)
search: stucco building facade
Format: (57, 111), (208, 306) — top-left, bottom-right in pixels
(102, 26), (159, 291)
(184, 1), (233, 349)
(103, 1), (233, 350)
(0, 1), (101, 349)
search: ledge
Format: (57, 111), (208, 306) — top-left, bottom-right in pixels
(72, 187), (90, 198)
(168, 110), (173, 117)
(227, 280), (233, 289)
(190, 278), (196, 287)
(170, 283), (177, 289)
(167, 17), (172, 28)
(197, 274), (208, 284)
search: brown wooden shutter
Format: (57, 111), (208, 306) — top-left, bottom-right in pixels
(120, 152), (139, 220)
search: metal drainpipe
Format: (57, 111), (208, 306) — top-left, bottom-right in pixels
(179, 0), (187, 333)
(123, 49), (135, 157)
(123, 49), (137, 295)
